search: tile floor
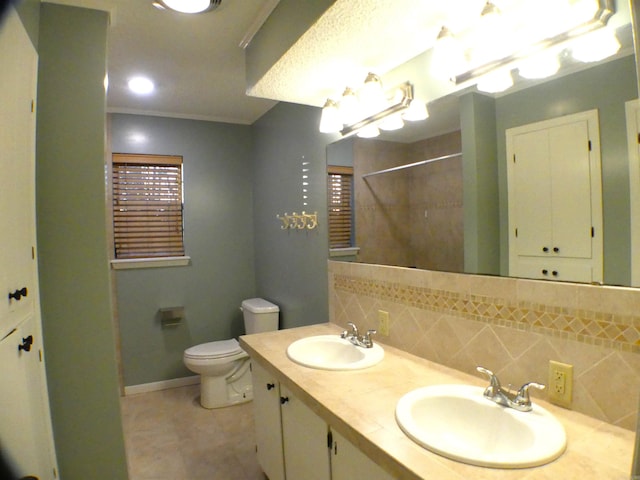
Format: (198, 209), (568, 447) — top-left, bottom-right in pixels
(120, 384), (267, 480)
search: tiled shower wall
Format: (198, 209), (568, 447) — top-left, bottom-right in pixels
(328, 260), (640, 431)
(353, 131), (463, 272)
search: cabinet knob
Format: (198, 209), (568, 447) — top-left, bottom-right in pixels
(280, 396), (289, 405)
(18, 335), (33, 352)
(8, 287), (28, 301)
(552, 271), (559, 277)
(266, 383), (275, 390)
(542, 269), (549, 275)
(553, 247), (560, 253)
(542, 247), (549, 253)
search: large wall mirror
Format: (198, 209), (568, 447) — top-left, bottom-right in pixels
(327, 3), (640, 288)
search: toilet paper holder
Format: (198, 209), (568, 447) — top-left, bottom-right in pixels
(159, 307), (184, 328)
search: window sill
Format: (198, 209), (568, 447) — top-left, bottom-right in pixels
(111, 256), (191, 270)
(329, 247), (360, 258)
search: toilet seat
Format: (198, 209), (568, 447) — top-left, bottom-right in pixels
(184, 339), (243, 360)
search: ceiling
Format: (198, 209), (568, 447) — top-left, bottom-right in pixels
(40, 0), (487, 130)
(43, 0), (280, 124)
(39, 0), (634, 139)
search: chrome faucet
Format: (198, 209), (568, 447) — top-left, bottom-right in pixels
(341, 322), (377, 348)
(476, 366), (545, 412)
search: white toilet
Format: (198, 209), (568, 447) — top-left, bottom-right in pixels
(183, 298), (279, 409)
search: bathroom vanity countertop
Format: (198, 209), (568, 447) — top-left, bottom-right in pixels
(240, 323), (635, 480)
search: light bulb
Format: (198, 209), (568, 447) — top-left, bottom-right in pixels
(403, 100), (429, 122)
(379, 114), (404, 131)
(319, 99), (342, 134)
(359, 73), (386, 116)
(160, 0), (213, 13)
(477, 69), (513, 93)
(518, 50), (560, 79)
(470, 2), (508, 67)
(571, 28), (620, 63)
(430, 26), (467, 81)
(339, 88), (360, 126)
(128, 76), (155, 95)
(357, 124), (380, 138)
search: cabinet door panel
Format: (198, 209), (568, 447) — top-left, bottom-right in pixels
(0, 316), (50, 479)
(331, 429), (395, 480)
(513, 257), (593, 283)
(549, 121), (592, 258)
(512, 129), (553, 256)
(251, 361), (285, 480)
(0, 6), (37, 335)
(280, 384), (331, 480)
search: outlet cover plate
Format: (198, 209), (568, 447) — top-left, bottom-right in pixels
(548, 360), (573, 408)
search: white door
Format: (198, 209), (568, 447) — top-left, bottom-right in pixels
(0, 6), (37, 338)
(0, 7), (58, 479)
(626, 99), (640, 287)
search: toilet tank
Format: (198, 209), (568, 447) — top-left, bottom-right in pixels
(241, 298), (279, 334)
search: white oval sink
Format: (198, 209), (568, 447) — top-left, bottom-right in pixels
(395, 384), (566, 468)
(286, 335), (384, 370)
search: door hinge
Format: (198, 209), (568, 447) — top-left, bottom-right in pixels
(32, 246), (35, 259)
(591, 226), (595, 237)
(588, 140), (592, 151)
(31, 99), (35, 112)
(515, 228), (518, 237)
(327, 430), (333, 450)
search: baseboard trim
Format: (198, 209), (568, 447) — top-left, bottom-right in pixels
(124, 375), (200, 396)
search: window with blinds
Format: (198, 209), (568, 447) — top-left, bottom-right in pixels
(112, 154), (185, 259)
(327, 166), (354, 249)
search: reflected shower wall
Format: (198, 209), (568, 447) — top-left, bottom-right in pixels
(354, 131), (463, 271)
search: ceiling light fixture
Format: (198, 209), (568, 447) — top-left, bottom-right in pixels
(318, 74), (420, 138)
(430, 26), (467, 81)
(431, 0), (617, 94)
(128, 76), (155, 95)
(152, 0), (221, 14)
(570, 27), (621, 62)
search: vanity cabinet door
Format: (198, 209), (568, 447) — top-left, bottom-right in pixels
(251, 361), (285, 480)
(330, 429), (395, 480)
(280, 384), (331, 480)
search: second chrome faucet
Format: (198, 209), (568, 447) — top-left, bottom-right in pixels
(341, 322), (377, 348)
(476, 366), (545, 412)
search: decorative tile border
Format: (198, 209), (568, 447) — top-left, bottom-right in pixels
(334, 274), (640, 353)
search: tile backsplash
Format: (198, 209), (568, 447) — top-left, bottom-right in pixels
(328, 260), (640, 430)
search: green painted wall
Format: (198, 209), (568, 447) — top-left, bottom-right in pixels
(495, 55), (638, 285)
(252, 102), (333, 328)
(36, 4), (128, 479)
(461, 92), (500, 275)
(110, 114), (256, 387)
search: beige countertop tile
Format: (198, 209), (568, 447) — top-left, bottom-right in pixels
(240, 323), (635, 480)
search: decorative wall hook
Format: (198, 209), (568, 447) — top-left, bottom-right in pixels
(276, 211), (318, 230)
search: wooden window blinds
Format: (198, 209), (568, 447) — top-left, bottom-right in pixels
(112, 154), (185, 259)
(327, 166), (354, 249)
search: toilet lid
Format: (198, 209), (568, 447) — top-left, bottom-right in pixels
(184, 339), (243, 359)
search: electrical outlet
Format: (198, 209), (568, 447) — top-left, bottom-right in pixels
(378, 310), (390, 336)
(548, 360), (573, 408)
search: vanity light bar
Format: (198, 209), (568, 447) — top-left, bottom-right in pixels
(340, 82), (414, 137)
(453, 0), (615, 85)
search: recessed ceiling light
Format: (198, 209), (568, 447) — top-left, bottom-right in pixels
(153, 0), (222, 14)
(128, 76), (155, 95)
